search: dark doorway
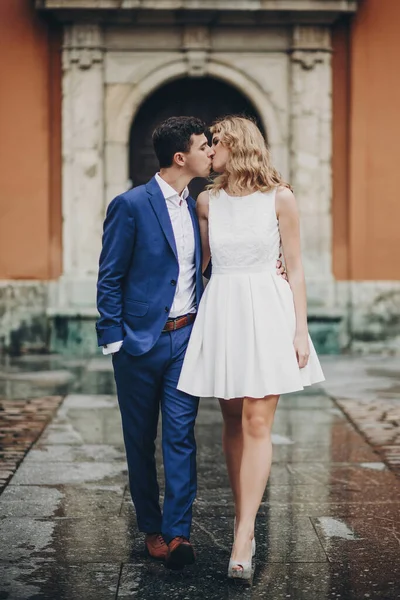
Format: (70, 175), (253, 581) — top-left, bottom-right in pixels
(129, 77), (264, 198)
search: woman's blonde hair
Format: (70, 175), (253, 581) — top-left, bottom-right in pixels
(209, 116), (290, 193)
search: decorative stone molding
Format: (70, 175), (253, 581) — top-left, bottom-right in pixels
(290, 51), (326, 71)
(185, 50), (209, 77)
(183, 26), (210, 77)
(292, 25), (331, 51)
(63, 24), (104, 70)
(182, 25), (211, 50)
(290, 25), (331, 71)
(36, 1), (360, 26)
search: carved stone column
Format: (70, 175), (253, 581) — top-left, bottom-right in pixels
(289, 26), (334, 309)
(59, 24), (105, 307)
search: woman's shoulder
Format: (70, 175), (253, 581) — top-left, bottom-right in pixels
(275, 185), (297, 217)
(276, 185), (295, 203)
(196, 190), (211, 218)
(197, 190), (211, 206)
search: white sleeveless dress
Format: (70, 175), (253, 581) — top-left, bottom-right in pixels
(177, 188), (325, 400)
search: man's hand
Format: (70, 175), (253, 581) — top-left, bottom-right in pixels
(276, 253), (288, 281)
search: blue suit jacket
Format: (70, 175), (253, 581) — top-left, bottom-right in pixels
(96, 176), (204, 356)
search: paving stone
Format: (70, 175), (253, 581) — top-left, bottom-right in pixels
(86, 358), (114, 372)
(271, 442), (380, 463)
(11, 461), (127, 486)
(34, 394), (124, 447)
(76, 371), (118, 395)
(313, 514), (400, 563)
(0, 370), (74, 384)
(0, 516), (135, 563)
(23, 444), (126, 464)
(322, 356), (400, 474)
(0, 353), (399, 599)
(117, 560), (400, 600)
(0, 484), (125, 518)
(0, 380), (72, 400)
(0, 561), (119, 600)
(192, 501), (400, 521)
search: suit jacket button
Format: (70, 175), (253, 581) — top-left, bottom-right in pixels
(170, 279), (176, 286)
(165, 307), (169, 313)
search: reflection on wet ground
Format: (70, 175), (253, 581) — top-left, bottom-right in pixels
(0, 354), (399, 599)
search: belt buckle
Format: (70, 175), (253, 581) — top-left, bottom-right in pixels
(173, 318), (177, 331)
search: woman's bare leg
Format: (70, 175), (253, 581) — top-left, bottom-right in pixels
(232, 395), (279, 566)
(219, 398), (243, 523)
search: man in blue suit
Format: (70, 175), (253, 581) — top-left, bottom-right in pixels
(96, 117), (214, 570)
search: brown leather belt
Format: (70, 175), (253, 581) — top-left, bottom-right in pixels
(162, 312), (196, 333)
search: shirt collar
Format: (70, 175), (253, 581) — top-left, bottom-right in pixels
(155, 173), (189, 205)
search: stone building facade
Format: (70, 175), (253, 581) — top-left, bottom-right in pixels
(1, 0), (400, 354)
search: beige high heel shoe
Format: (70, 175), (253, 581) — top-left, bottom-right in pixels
(228, 541), (254, 585)
(234, 518), (256, 557)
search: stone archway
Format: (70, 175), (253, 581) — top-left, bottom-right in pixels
(104, 58), (286, 204)
(129, 77), (264, 198)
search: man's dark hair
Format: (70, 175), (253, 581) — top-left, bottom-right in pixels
(152, 116), (207, 168)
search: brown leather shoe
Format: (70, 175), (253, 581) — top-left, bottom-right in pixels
(144, 533), (168, 561)
(165, 536), (196, 570)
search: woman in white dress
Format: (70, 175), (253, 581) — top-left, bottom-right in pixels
(177, 116), (325, 582)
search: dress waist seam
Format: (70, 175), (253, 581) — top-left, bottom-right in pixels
(212, 265), (277, 275)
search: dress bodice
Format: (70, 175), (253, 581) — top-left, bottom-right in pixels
(208, 188), (280, 273)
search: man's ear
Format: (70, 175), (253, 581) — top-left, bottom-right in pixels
(173, 152), (186, 167)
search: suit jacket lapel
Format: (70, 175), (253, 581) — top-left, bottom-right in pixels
(146, 177), (178, 261)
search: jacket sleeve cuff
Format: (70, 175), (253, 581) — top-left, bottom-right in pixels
(96, 325), (124, 347)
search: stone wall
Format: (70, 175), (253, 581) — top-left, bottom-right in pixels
(336, 282), (400, 354)
(0, 283), (48, 355)
(56, 22), (335, 314)
(3, 280), (399, 355)
(5, 0), (399, 357)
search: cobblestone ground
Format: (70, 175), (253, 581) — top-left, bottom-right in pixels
(322, 356), (400, 475)
(0, 353), (399, 599)
(0, 397), (63, 493)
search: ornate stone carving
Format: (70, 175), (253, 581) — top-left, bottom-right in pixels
(290, 25), (331, 71)
(185, 50), (208, 77)
(182, 25), (211, 50)
(292, 25), (331, 51)
(63, 24), (104, 70)
(290, 50), (326, 71)
(183, 25), (210, 77)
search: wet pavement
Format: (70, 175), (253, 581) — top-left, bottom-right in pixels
(0, 354), (399, 599)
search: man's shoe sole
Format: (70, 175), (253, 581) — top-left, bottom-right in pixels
(144, 546), (167, 562)
(165, 544), (195, 571)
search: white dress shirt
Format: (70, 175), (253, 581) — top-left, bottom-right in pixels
(103, 174), (196, 355)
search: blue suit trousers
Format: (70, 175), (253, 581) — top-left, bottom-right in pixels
(112, 323), (199, 543)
